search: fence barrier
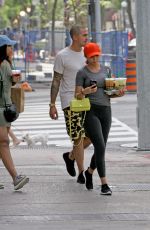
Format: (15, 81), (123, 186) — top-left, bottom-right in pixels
(1, 29), (129, 82)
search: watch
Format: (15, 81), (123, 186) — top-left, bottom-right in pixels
(49, 103), (55, 107)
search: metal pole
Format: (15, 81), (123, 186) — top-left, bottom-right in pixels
(95, 0), (101, 43)
(136, 0), (150, 150)
(88, 1), (92, 41)
(88, 0), (101, 43)
(122, 7), (126, 30)
(89, 0), (96, 42)
(121, 1), (127, 31)
(64, 0), (71, 46)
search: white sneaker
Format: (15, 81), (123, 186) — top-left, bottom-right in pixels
(0, 184), (4, 189)
(14, 175), (29, 190)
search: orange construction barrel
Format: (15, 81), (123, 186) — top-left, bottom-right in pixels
(126, 59), (136, 92)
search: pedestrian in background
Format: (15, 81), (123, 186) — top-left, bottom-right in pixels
(49, 25), (91, 183)
(0, 35), (29, 190)
(75, 42), (125, 195)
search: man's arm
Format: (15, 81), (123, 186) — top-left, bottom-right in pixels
(49, 71), (62, 120)
(50, 71), (62, 105)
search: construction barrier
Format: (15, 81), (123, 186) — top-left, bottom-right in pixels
(126, 59), (136, 92)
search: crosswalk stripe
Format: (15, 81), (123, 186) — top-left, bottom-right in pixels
(11, 100), (137, 147)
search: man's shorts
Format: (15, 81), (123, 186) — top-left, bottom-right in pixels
(63, 107), (86, 142)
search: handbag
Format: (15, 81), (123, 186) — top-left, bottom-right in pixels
(70, 98), (91, 112)
(11, 87), (24, 113)
(0, 72), (19, 122)
(3, 103), (19, 122)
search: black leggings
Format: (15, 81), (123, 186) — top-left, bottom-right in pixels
(84, 104), (111, 178)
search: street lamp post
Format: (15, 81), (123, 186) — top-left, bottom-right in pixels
(19, 10), (27, 30)
(64, 0), (71, 46)
(121, 1), (128, 31)
(95, 0), (101, 44)
(19, 7), (31, 31)
(19, 7), (31, 81)
(32, 0), (41, 36)
(88, 0), (96, 42)
(19, 10), (27, 80)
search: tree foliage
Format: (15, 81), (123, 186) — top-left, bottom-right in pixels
(64, 0), (88, 28)
(0, 0), (31, 28)
(100, 0), (136, 35)
(0, 0), (135, 36)
(0, 0), (64, 29)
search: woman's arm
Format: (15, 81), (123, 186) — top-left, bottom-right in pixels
(75, 69), (97, 99)
(75, 86), (85, 99)
(75, 85), (97, 99)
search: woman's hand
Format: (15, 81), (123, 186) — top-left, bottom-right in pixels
(12, 70), (21, 83)
(12, 74), (21, 83)
(109, 88), (126, 98)
(83, 84), (97, 95)
(75, 85), (97, 99)
(116, 88), (126, 97)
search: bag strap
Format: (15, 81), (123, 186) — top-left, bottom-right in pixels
(0, 71), (2, 97)
(0, 70), (8, 107)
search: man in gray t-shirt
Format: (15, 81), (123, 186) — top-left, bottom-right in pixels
(49, 25), (91, 183)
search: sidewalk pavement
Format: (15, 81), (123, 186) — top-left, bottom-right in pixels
(0, 142), (150, 230)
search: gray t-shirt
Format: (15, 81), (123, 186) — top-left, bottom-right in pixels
(53, 47), (86, 109)
(76, 65), (111, 106)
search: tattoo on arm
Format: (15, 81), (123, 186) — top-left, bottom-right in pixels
(50, 71), (62, 103)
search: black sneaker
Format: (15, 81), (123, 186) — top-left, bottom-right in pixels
(77, 171), (85, 184)
(101, 184), (112, 195)
(85, 169), (93, 190)
(63, 152), (76, 177)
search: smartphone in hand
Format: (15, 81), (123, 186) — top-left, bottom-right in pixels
(90, 80), (97, 88)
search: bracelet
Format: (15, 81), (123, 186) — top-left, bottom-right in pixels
(49, 103), (55, 107)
